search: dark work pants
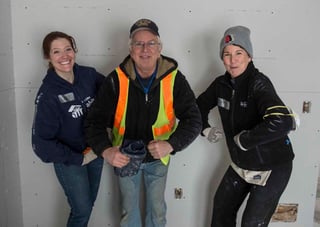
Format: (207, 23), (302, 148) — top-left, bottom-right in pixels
(211, 161), (292, 227)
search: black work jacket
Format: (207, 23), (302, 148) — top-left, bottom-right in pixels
(85, 55), (202, 162)
(197, 62), (294, 170)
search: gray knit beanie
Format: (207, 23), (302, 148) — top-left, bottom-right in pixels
(220, 26), (253, 59)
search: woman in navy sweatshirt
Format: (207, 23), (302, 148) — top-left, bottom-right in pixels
(32, 31), (105, 227)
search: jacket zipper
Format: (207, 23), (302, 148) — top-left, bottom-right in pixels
(230, 89), (236, 135)
(230, 88), (240, 165)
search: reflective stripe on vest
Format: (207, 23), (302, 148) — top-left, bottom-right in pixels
(152, 73), (176, 137)
(112, 67), (129, 146)
(112, 66), (177, 165)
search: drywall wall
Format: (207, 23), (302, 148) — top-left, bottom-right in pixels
(1, 0), (319, 226)
(0, 0), (23, 226)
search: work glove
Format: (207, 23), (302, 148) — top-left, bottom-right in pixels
(202, 127), (223, 143)
(115, 140), (147, 177)
(81, 147), (97, 166)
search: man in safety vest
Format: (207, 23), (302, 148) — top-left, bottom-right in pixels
(85, 18), (202, 227)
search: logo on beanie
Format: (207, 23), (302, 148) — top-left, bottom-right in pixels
(224, 35), (233, 44)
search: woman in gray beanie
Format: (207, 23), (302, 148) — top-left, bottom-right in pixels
(197, 26), (298, 226)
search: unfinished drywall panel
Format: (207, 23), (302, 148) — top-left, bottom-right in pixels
(6, 0), (320, 226)
(0, 0), (15, 91)
(0, 90), (22, 227)
(0, 0), (23, 226)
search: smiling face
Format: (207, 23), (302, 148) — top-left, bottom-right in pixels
(222, 45), (252, 78)
(129, 30), (162, 78)
(48, 38), (76, 78)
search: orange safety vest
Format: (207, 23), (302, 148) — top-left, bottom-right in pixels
(112, 66), (177, 165)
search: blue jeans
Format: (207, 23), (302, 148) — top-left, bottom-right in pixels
(54, 157), (103, 227)
(211, 161), (293, 227)
(118, 160), (169, 227)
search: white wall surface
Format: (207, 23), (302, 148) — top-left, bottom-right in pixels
(1, 0), (319, 226)
(0, 0), (23, 226)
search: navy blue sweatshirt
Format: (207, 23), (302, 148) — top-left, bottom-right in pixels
(32, 64), (105, 165)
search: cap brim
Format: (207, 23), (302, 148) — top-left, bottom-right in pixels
(130, 28), (159, 38)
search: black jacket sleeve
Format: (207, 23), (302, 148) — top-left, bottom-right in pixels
(196, 78), (219, 132)
(239, 75), (295, 150)
(167, 72), (202, 152)
(84, 72), (118, 156)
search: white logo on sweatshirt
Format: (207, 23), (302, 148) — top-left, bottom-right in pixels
(68, 105), (83, 118)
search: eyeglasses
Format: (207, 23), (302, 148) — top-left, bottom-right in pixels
(131, 41), (161, 50)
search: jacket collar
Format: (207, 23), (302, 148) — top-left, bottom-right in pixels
(119, 55), (178, 80)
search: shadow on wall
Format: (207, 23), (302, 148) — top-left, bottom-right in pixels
(314, 176), (320, 224)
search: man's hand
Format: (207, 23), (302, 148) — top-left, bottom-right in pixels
(147, 140), (173, 159)
(102, 146), (130, 168)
